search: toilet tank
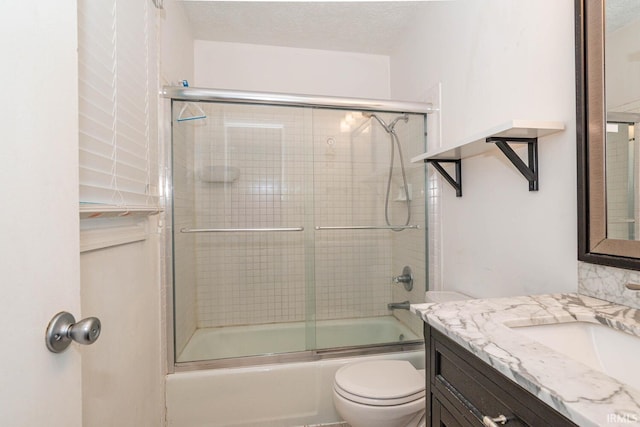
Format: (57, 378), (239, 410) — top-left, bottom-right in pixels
(424, 291), (473, 304)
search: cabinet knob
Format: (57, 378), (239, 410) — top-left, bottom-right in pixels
(483, 414), (508, 427)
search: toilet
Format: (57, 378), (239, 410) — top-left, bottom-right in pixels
(333, 291), (473, 427)
(424, 290), (472, 304)
(333, 360), (426, 427)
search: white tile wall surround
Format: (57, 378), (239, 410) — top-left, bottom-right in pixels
(605, 124), (636, 240)
(172, 103), (428, 336)
(427, 169), (442, 293)
(172, 117), (198, 354)
(389, 116), (429, 336)
(192, 104), (308, 328)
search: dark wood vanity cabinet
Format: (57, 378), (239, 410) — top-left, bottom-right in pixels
(424, 324), (577, 427)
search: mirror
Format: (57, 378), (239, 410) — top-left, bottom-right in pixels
(577, 0), (640, 269)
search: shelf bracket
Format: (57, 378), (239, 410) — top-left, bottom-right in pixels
(426, 159), (462, 197)
(486, 137), (538, 191)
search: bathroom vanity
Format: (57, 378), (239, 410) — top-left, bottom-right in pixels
(412, 294), (640, 427)
(425, 324), (575, 426)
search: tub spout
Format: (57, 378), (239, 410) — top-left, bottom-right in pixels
(387, 301), (410, 311)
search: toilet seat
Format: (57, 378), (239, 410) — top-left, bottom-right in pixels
(334, 360), (425, 407)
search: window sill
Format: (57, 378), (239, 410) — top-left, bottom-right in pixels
(79, 204), (162, 252)
(80, 204), (162, 220)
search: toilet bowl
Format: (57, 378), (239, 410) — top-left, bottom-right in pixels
(333, 360), (426, 427)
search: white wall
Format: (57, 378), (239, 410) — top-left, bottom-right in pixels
(390, 0), (578, 297)
(160, 0), (196, 86)
(194, 40), (390, 98)
(80, 225), (163, 427)
(78, 1), (195, 425)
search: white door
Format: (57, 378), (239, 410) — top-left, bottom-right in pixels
(0, 2), (83, 426)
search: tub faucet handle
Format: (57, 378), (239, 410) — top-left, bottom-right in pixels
(393, 274), (411, 284)
(392, 266), (413, 291)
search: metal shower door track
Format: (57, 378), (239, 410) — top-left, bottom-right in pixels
(162, 86), (435, 114)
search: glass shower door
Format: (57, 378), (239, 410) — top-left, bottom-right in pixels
(171, 101), (316, 362)
(311, 109), (426, 350)
(170, 100), (426, 365)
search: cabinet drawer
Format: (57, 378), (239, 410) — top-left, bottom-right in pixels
(428, 326), (577, 427)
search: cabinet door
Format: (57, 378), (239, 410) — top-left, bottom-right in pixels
(432, 396), (474, 427)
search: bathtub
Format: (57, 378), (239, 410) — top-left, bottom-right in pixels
(167, 316), (424, 426)
(166, 350), (425, 427)
(178, 315), (421, 362)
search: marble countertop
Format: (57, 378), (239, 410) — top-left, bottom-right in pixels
(411, 293), (640, 427)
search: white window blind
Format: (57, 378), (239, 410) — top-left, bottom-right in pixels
(78, 0), (159, 211)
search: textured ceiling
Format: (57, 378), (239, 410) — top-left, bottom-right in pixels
(181, 1), (640, 53)
(180, 1), (433, 55)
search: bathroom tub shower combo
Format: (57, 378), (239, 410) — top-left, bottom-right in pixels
(163, 87), (433, 426)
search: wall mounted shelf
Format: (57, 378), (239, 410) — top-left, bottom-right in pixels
(411, 120), (564, 197)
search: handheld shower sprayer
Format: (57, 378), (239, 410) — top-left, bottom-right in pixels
(363, 112), (412, 231)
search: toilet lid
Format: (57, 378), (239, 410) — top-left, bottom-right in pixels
(334, 360), (425, 406)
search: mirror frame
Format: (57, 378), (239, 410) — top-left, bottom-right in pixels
(577, 0), (640, 269)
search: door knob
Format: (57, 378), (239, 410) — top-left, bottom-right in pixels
(46, 311), (101, 353)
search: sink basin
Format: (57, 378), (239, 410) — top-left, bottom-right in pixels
(511, 321), (640, 391)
